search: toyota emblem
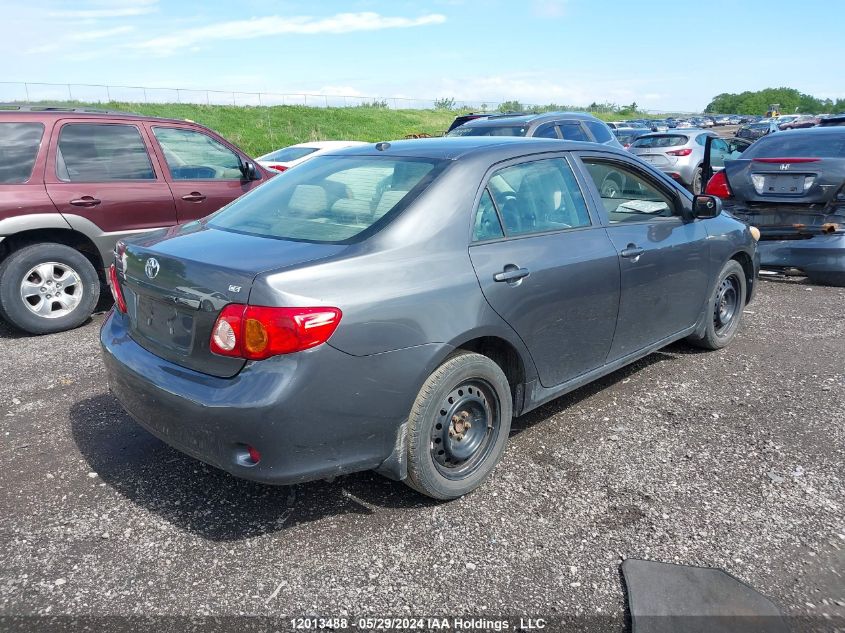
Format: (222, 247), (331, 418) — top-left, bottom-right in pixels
(144, 257), (160, 279)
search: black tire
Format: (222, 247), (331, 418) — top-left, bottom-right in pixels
(806, 271), (845, 288)
(686, 259), (746, 350)
(0, 243), (100, 335)
(690, 167), (703, 195)
(405, 352), (512, 500)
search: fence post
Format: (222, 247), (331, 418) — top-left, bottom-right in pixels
(176, 89), (180, 103)
(24, 83), (29, 102)
(106, 85), (111, 102)
(143, 88), (147, 103)
(232, 92), (236, 106)
(67, 84), (72, 101)
(304, 94), (307, 106)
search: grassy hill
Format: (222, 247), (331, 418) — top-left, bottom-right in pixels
(76, 102), (462, 157)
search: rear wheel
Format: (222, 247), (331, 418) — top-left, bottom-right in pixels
(686, 259), (746, 350)
(0, 243), (100, 335)
(690, 167), (703, 194)
(405, 352), (512, 500)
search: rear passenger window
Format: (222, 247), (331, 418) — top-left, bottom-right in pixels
(57, 124), (154, 182)
(0, 122), (44, 184)
(534, 123), (559, 139)
(487, 158), (591, 237)
(559, 122), (590, 142)
(472, 189), (504, 241)
(584, 120), (614, 144)
(581, 160), (676, 222)
(153, 127), (242, 180)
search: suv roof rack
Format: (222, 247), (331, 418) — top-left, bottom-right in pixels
(0, 103), (143, 116)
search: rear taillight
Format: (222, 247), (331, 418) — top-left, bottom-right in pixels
(209, 304), (342, 360)
(107, 264), (127, 313)
(705, 170), (733, 199)
(268, 165), (288, 172)
(752, 157), (820, 163)
(666, 148), (693, 156)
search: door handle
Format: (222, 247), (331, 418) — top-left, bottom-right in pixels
(181, 192), (207, 202)
(494, 266), (530, 283)
(620, 244), (645, 259)
(69, 196), (101, 207)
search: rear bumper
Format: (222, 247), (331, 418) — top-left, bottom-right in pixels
(757, 233), (845, 275)
(100, 311), (444, 485)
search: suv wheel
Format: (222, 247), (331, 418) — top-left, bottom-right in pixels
(405, 352), (512, 500)
(0, 243), (100, 335)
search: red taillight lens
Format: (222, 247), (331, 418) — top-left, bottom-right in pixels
(209, 304), (342, 360)
(107, 264), (127, 313)
(705, 170), (733, 199)
(667, 148), (693, 156)
(752, 157), (820, 163)
(268, 164), (288, 172)
(247, 445), (261, 464)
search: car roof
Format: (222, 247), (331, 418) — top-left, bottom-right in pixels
(457, 111), (600, 128)
(772, 126), (845, 136)
(636, 129), (709, 137)
(0, 105), (189, 126)
(324, 136), (626, 161)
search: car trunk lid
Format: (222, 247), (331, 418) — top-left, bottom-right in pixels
(119, 223), (345, 377)
(724, 157), (845, 239)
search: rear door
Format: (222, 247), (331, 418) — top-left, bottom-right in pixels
(147, 124), (264, 223)
(575, 152), (710, 360)
(468, 155), (620, 388)
(44, 119), (177, 234)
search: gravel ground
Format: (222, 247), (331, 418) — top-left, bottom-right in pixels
(0, 277), (842, 632)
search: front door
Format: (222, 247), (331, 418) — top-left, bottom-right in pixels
(44, 120), (177, 234)
(576, 154), (710, 361)
(468, 156), (620, 388)
(147, 125), (263, 223)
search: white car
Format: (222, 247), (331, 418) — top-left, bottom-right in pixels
(256, 140), (367, 173)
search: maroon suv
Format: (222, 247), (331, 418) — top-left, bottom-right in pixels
(0, 106), (272, 334)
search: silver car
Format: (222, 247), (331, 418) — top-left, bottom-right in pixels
(629, 130), (731, 193)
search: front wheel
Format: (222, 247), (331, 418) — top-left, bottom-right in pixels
(0, 243), (100, 335)
(686, 259), (746, 350)
(405, 352), (512, 500)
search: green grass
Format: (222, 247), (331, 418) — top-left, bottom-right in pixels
(15, 100), (679, 157)
(76, 102), (461, 157)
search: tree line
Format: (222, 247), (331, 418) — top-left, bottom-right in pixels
(705, 87), (845, 115)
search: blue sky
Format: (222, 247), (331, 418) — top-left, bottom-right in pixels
(1, 0), (842, 111)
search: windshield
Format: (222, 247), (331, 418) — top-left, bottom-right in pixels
(743, 133), (845, 159)
(209, 156), (448, 243)
(447, 125), (528, 137)
(631, 134), (688, 148)
(258, 146), (319, 162)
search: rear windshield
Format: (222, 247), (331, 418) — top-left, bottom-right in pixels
(615, 132), (642, 145)
(631, 134), (688, 148)
(209, 156), (448, 243)
(447, 125), (528, 137)
(743, 132), (845, 159)
(258, 146), (319, 162)
(0, 122), (44, 183)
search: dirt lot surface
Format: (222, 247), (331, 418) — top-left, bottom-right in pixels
(0, 277), (843, 632)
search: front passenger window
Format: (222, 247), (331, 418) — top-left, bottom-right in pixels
(581, 160), (676, 223)
(153, 127), (243, 180)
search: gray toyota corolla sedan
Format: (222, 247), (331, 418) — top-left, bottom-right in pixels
(101, 137), (760, 500)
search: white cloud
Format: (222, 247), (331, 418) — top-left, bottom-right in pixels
(532, 0), (569, 18)
(132, 12), (447, 55)
(71, 26), (135, 41)
(49, 0), (157, 19)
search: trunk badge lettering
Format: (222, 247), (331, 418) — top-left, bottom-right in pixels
(228, 285), (242, 293)
(144, 257), (160, 279)
(779, 164), (790, 171)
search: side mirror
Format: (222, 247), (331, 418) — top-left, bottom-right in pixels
(692, 194), (721, 219)
(239, 159), (259, 181)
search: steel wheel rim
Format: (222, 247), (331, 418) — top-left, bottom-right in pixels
(19, 261), (83, 319)
(713, 273), (740, 335)
(430, 379), (500, 480)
